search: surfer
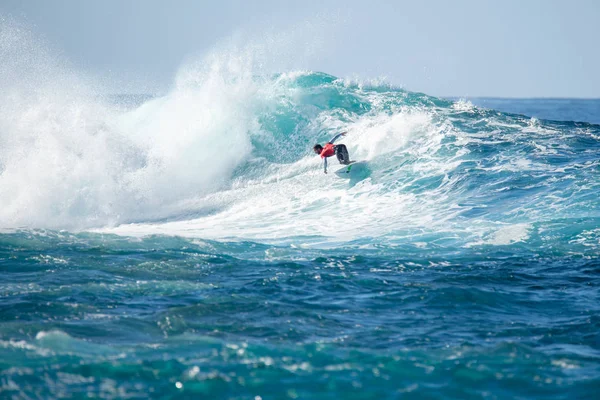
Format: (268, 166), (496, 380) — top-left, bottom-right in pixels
(313, 132), (351, 174)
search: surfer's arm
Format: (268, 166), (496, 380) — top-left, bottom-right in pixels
(329, 132), (347, 144)
(323, 157), (328, 174)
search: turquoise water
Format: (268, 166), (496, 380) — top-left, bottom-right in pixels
(1, 22), (600, 399)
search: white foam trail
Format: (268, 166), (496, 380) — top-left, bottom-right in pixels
(103, 105), (464, 245)
(465, 224), (532, 247)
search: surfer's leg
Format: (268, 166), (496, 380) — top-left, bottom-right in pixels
(335, 144), (350, 164)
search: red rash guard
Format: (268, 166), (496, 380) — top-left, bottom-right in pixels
(320, 142), (335, 158)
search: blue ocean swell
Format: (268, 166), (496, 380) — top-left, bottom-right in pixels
(461, 98), (600, 125)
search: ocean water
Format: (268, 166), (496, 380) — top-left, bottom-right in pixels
(462, 98), (600, 126)
(1, 23), (600, 400)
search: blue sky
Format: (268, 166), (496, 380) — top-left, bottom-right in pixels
(1, 0), (598, 97)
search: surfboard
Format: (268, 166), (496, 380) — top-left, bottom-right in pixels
(334, 161), (368, 179)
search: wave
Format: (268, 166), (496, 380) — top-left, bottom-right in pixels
(1, 20), (599, 252)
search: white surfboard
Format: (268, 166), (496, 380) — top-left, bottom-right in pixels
(334, 161), (368, 179)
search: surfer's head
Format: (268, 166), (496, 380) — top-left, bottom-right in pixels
(313, 144), (323, 154)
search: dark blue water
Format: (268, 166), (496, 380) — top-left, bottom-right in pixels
(462, 98), (600, 125)
(1, 20), (600, 397)
(2, 228), (599, 399)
